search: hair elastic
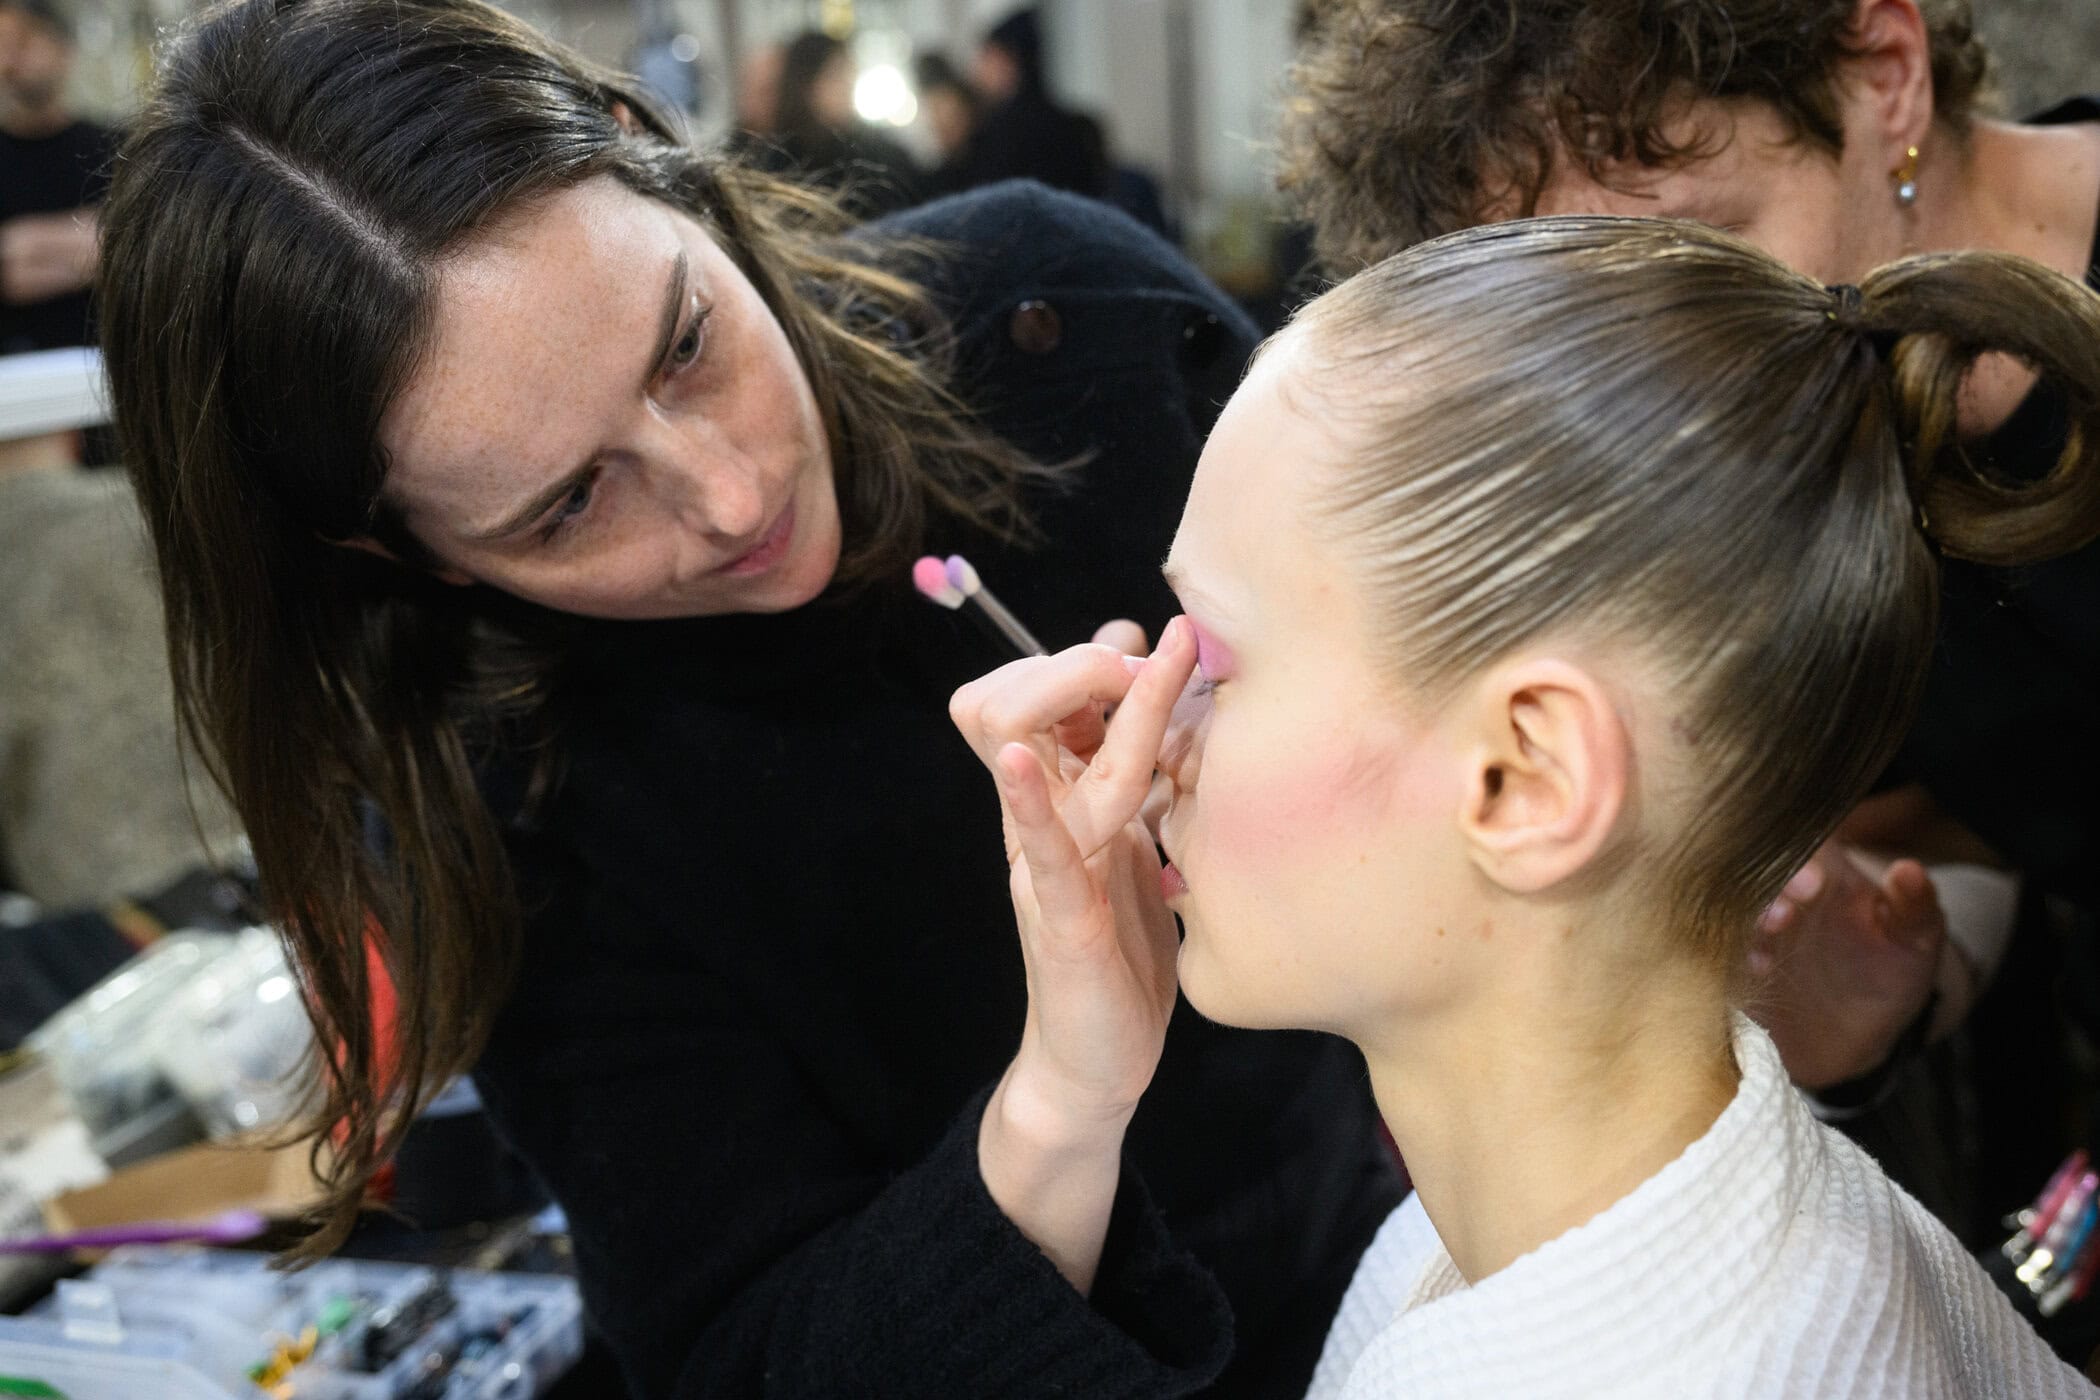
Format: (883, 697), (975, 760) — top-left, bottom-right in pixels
(1823, 283), (1866, 328)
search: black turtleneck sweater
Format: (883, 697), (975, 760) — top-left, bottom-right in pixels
(471, 182), (1404, 1400)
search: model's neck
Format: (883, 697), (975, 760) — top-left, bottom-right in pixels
(1359, 928), (1738, 1284)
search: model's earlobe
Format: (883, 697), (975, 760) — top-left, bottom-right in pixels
(610, 100), (642, 135)
(1460, 658), (1630, 895)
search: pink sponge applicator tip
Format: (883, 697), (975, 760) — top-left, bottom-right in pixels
(913, 555), (964, 608)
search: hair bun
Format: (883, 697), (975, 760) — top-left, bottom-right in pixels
(1857, 249), (2100, 567)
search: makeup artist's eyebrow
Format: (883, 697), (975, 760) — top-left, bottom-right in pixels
(466, 251), (691, 542)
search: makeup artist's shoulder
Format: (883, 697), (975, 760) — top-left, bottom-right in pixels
(864, 180), (1228, 307)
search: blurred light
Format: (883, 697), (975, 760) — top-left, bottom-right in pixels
(669, 32), (701, 63)
(853, 64), (918, 127)
(256, 975), (294, 1004)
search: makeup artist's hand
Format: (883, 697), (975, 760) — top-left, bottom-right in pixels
(1748, 840), (1947, 1091)
(948, 619), (1196, 1292)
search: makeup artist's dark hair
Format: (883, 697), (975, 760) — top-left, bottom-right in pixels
(1294, 216), (2100, 956)
(99, 0), (1045, 1258)
(1280, 0), (1994, 271)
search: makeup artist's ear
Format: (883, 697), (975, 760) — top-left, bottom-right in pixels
(1456, 658), (1629, 894)
(328, 534), (476, 588)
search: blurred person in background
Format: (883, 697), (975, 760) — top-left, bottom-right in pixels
(950, 9), (1107, 202)
(913, 51), (978, 194)
(0, 374), (246, 1046)
(1281, 0), (2100, 1244)
(738, 29), (923, 217)
(732, 39), (783, 144)
(0, 0), (115, 357)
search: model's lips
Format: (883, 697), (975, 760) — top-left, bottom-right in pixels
(1160, 861), (1189, 901)
(716, 503), (795, 577)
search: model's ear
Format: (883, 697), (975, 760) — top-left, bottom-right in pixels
(327, 534), (475, 588)
(1840, 0), (1936, 156)
(610, 100), (643, 135)
(1456, 657), (1630, 895)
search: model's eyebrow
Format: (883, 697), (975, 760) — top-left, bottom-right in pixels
(466, 250), (690, 542)
(1161, 559), (1229, 617)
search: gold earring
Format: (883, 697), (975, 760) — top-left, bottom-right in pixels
(1891, 145), (1920, 208)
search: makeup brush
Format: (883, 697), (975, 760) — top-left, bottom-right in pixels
(912, 555), (965, 610)
(910, 554), (1048, 658)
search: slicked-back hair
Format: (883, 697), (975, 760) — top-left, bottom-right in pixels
(1291, 217), (2100, 954)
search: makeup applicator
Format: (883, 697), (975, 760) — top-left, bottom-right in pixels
(911, 553), (1047, 657)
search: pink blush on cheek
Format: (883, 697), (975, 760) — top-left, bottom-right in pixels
(1200, 734), (1437, 875)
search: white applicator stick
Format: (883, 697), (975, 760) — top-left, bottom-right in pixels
(945, 555), (1047, 657)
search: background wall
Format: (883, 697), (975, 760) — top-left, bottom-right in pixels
(1974, 0), (2100, 116)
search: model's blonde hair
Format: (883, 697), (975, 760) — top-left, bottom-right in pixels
(1294, 217), (2100, 953)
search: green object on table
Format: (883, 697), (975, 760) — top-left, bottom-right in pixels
(0, 1376), (69, 1398)
(317, 1295), (357, 1335)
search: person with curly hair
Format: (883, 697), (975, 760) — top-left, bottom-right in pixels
(1280, 0), (2100, 1225)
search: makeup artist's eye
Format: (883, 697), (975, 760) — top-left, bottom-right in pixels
(538, 469), (599, 543)
(666, 301), (711, 375)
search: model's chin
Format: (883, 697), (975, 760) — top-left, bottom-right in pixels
(1174, 922), (1237, 1026)
(1176, 924), (1309, 1033)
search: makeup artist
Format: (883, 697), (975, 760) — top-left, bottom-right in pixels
(93, 0), (1401, 1396)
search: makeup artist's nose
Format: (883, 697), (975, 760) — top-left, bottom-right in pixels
(692, 456), (766, 542)
(646, 416), (766, 541)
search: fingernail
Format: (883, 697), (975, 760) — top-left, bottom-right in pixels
(1159, 616), (1183, 653)
(1784, 864), (1824, 902)
(1121, 654), (1145, 673)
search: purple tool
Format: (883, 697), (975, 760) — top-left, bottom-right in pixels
(0, 1207), (268, 1255)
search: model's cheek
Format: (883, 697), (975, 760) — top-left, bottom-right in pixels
(1197, 734), (1419, 878)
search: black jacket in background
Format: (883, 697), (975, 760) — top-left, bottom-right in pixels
(472, 183), (1403, 1400)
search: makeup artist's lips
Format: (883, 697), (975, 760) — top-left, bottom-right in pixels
(1160, 861), (1189, 901)
(716, 503), (796, 577)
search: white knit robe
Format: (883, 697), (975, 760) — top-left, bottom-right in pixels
(1308, 1016), (2097, 1398)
